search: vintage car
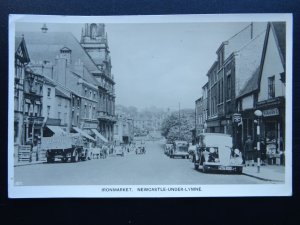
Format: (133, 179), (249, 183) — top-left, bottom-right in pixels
(135, 142), (146, 154)
(169, 141), (189, 159)
(193, 133), (243, 174)
(164, 143), (173, 156)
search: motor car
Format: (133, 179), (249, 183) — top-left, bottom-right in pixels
(193, 133), (243, 174)
(135, 141), (146, 154)
(170, 141), (189, 159)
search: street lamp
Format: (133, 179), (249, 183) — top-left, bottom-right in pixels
(204, 122), (207, 133)
(254, 110), (263, 173)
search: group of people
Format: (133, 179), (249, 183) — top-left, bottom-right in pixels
(243, 135), (267, 166)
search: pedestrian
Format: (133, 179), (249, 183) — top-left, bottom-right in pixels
(244, 135), (254, 166)
(260, 138), (266, 165)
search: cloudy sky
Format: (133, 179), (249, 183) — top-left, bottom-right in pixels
(15, 21), (250, 111)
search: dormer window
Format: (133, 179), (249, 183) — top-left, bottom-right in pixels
(60, 47), (72, 64)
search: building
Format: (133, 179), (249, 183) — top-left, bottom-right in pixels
(22, 67), (44, 146)
(256, 22), (286, 156)
(18, 23), (116, 144)
(114, 114), (134, 144)
(205, 23), (267, 147)
(80, 23), (116, 141)
(14, 36), (30, 145)
(195, 97), (203, 136)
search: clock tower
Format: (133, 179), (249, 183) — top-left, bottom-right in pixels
(80, 23), (111, 77)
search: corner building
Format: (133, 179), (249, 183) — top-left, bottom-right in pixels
(80, 23), (116, 141)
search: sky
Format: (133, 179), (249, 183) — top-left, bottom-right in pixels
(15, 21), (250, 111)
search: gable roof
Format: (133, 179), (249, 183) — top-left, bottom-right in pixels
(17, 32), (100, 73)
(236, 67), (260, 98)
(271, 22), (286, 68)
(15, 36), (30, 63)
(235, 28), (267, 97)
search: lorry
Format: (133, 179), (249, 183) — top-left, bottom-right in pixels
(192, 133), (244, 174)
(41, 134), (90, 163)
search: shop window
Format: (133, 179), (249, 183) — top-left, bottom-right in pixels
(268, 76), (275, 99)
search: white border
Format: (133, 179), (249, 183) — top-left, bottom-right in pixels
(8, 14), (293, 198)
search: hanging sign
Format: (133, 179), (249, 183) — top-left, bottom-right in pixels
(232, 113), (242, 123)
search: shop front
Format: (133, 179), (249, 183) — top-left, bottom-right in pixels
(257, 97), (285, 165)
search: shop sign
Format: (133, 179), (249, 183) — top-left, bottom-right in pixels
(232, 113), (242, 123)
(263, 108), (279, 117)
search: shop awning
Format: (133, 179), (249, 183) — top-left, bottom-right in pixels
(47, 125), (66, 136)
(91, 129), (108, 143)
(72, 127), (95, 141)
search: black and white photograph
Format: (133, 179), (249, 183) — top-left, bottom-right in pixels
(8, 14), (292, 197)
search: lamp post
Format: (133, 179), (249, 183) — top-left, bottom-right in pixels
(254, 110), (263, 173)
(204, 122), (207, 133)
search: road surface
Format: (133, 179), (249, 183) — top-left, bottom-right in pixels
(14, 139), (273, 186)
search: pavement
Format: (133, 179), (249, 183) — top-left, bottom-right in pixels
(242, 164), (285, 182)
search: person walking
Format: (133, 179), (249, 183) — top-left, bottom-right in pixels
(244, 135), (254, 166)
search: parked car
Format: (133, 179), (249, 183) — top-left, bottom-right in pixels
(193, 133), (243, 174)
(135, 143), (145, 154)
(169, 141), (189, 159)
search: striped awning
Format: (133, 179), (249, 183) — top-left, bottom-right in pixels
(91, 129), (108, 143)
(72, 127), (95, 141)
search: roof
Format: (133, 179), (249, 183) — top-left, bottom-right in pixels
(235, 29), (267, 97)
(55, 88), (70, 99)
(223, 22), (268, 60)
(272, 22), (286, 67)
(43, 76), (56, 86)
(18, 32), (100, 74)
(236, 67), (260, 98)
(15, 35), (30, 63)
(15, 36), (23, 51)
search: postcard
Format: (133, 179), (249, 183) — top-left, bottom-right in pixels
(8, 13), (293, 197)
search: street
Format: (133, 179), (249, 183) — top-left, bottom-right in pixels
(14, 140), (275, 186)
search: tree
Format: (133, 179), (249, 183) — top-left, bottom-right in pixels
(161, 109), (195, 143)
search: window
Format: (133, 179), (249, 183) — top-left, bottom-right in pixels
(58, 98), (62, 106)
(47, 106), (50, 117)
(268, 76), (275, 99)
(47, 88), (51, 97)
(227, 74), (231, 100)
(84, 105), (87, 118)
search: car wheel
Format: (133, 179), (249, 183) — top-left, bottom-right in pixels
(202, 165), (208, 173)
(71, 150), (79, 162)
(47, 156), (54, 163)
(61, 157), (68, 163)
(236, 167), (243, 174)
(194, 163), (199, 170)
